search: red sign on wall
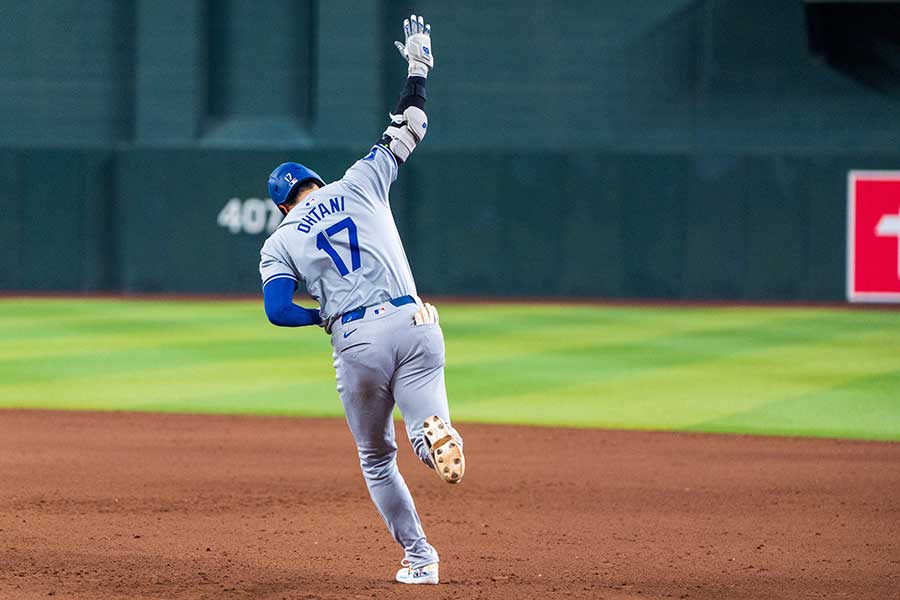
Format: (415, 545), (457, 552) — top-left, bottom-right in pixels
(847, 171), (900, 303)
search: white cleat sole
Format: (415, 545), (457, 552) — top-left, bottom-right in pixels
(423, 415), (464, 485)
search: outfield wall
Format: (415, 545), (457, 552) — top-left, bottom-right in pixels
(3, 147), (895, 300)
(2, 1), (899, 300)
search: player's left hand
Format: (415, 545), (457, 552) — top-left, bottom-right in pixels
(394, 14), (433, 78)
(413, 302), (439, 325)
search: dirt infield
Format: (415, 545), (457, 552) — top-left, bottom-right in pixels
(1, 411), (898, 599)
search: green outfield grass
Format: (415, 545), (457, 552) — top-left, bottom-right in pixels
(1, 298), (899, 441)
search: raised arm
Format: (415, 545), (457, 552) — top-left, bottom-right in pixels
(379, 14), (433, 164)
(341, 14), (434, 203)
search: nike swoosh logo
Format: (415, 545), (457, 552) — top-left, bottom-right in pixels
(343, 329), (358, 339)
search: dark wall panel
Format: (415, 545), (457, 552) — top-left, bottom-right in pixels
(0, 147), (891, 301)
(204, 0), (315, 144)
(557, 155), (627, 297)
(134, 0), (206, 143)
(0, 1), (133, 145)
(0, 151), (24, 288)
(2, 0), (899, 151)
(0, 149), (115, 290)
(682, 156), (747, 299)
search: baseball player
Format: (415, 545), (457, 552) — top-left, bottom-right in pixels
(258, 14), (462, 585)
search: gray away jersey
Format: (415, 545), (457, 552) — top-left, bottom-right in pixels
(259, 145), (417, 327)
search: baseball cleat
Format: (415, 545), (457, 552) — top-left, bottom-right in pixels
(395, 561), (439, 585)
(423, 415), (464, 484)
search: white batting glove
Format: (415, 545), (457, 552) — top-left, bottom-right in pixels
(394, 14), (433, 78)
(413, 302), (439, 325)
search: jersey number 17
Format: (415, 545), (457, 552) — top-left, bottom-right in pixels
(316, 217), (361, 276)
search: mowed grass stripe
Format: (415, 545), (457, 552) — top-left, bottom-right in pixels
(692, 369), (900, 441)
(0, 301), (791, 383)
(2, 303), (813, 392)
(0, 334), (331, 382)
(3, 357), (337, 411)
(445, 310), (891, 403)
(1, 299), (898, 441)
(469, 324), (899, 433)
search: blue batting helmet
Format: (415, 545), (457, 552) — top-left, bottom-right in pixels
(268, 162), (326, 205)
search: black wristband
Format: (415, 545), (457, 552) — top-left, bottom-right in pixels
(394, 76), (427, 114)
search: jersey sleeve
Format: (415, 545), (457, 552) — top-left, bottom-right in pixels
(341, 144), (399, 206)
(259, 236), (299, 288)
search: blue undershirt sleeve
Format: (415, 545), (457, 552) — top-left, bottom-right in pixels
(262, 277), (322, 327)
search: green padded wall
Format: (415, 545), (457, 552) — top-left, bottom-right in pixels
(0, 147), (892, 300)
(2, 1), (900, 299)
(106, 147), (890, 300)
(0, 1), (134, 145)
(6, 1), (898, 150)
(0, 149), (116, 290)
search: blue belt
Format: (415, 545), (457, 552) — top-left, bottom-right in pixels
(340, 295), (416, 325)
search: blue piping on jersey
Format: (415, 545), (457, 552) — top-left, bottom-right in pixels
(372, 144), (398, 169)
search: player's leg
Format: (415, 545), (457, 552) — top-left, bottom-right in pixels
(391, 317), (465, 483)
(332, 334), (439, 569)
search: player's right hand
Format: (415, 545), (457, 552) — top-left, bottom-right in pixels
(413, 302), (439, 325)
(394, 14), (433, 78)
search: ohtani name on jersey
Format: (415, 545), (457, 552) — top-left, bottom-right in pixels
(296, 196), (346, 234)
